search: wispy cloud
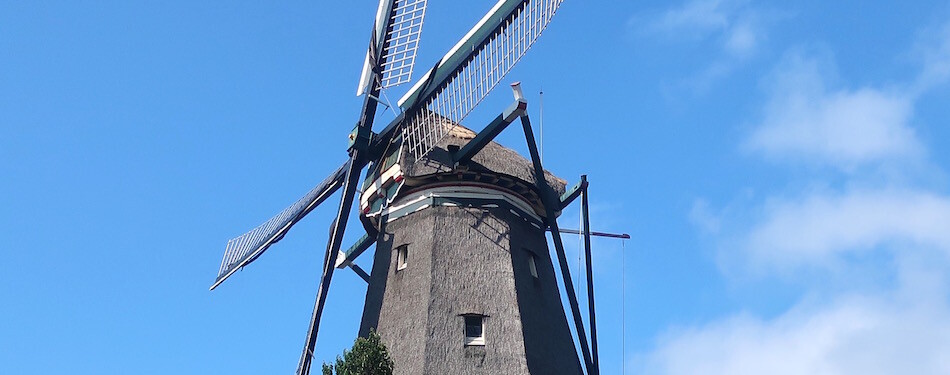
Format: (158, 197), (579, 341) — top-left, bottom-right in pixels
(647, 0), (735, 38)
(746, 16), (950, 170)
(913, 19), (950, 93)
(745, 51), (922, 169)
(744, 189), (950, 271)
(646, 0), (764, 54)
(636, 0), (777, 93)
(689, 198), (722, 234)
(722, 18), (760, 58)
(732, 11), (950, 279)
(635, 281), (950, 375)
(638, 10), (950, 375)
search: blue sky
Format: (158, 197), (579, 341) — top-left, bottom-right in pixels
(3, 1), (950, 374)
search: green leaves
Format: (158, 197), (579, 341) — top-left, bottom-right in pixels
(322, 330), (394, 375)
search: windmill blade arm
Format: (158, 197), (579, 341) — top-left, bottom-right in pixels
(397, 0), (564, 160)
(210, 161), (349, 290)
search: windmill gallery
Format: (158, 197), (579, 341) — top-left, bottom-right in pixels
(210, 1), (624, 374)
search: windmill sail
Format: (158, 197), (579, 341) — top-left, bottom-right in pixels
(397, 0), (564, 160)
(357, 0), (429, 96)
(211, 162), (349, 290)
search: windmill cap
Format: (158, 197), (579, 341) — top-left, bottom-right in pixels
(399, 119), (566, 196)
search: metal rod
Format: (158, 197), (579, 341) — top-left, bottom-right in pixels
(519, 112), (596, 375)
(621, 239), (626, 375)
(581, 178), (599, 374)
(539, 87), (543, 162)
(549, 228), (630, 239)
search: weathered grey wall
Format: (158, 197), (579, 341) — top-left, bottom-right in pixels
(508, 210), (584, 375)
(360, 204), (582, 375)
(360, 209), (435, 375)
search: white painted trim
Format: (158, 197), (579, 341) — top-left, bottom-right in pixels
(356, 54), (373, 96)
(382, 184), (542, 223)
(334, 250), (349, 269)
(528, 253), (538, 278)
(464, 315), (486, 346)
(357, 0), (393, 96)
(396, 245), (408, 271)
(360, 163), (403, 208)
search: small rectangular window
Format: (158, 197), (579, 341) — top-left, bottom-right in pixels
(528, 253), (538, 278)
(464, 315), (485, 346)
(396, 245), (408, 271)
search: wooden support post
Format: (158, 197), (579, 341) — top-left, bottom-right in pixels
(581, 178), (599, 374)
(519, 113), (596, 375)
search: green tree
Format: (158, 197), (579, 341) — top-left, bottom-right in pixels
(322, 330), (394, 375)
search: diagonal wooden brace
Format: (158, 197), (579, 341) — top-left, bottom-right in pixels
(519, 113), (598, 375)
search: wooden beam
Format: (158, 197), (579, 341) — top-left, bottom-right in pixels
(519, 113), (597, 375)
(581, 180), (600, 374)
(452, 99), (527, 165)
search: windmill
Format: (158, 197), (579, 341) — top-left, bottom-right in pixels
(210, 1), (614, 374)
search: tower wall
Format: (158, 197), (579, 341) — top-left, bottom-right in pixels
(359, 202), (582, 375)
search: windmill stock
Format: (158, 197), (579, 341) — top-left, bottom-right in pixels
(210, 1), (613, 374)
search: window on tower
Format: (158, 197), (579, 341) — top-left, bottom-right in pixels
(396, 245), (408, 271)
(527, 251), (539, 278)
(463, 315), (485, 346)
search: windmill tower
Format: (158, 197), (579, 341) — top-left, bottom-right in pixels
(357, 121), (582, 374)
(210, 1), (605, 374)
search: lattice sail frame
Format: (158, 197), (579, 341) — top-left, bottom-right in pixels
(402, 0), (563, 160)
(380, 0), (428, 88)
(357, 0), (429, 95)
(211, 164), (348, 289)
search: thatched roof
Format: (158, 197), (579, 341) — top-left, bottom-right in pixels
(401, 121), (567, 196)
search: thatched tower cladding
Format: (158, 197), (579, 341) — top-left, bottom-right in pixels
(358, 123), (582, 374)
(400, 124), (567, 193)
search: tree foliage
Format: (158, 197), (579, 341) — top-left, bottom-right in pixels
(322, 330), (394, 375)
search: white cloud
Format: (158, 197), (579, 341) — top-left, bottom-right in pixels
(650, 14), (950, 375)
(745, 52), (923, 169)
(689, 199), (722, 234)
(644, 0), (764, 58)
(635, 287), (950, 375)
(723, 19), (758, 58)
(743, 189), (950, 270)
(640, 0), (775, 94)
(914, 19), (950, 93)
(649, 0), (733, 36)
(638, 255), (950, 374)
